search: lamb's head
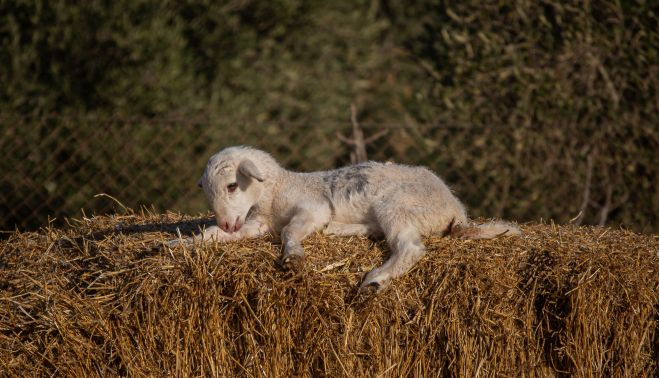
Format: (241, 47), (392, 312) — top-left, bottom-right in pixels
(198, 148), (270, 233)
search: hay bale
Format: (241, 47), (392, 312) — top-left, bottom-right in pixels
(1, 212), (657, 376)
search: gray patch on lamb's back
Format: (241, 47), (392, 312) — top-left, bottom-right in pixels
(323, 164), (372, 199)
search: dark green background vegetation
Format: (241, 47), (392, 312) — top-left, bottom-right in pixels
(1, 0), (657, 232)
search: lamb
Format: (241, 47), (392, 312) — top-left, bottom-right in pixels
(168, 146), (521, 293)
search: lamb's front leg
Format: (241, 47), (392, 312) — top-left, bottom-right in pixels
(280, 204), (331, 270)
(166, 220), (269, 248)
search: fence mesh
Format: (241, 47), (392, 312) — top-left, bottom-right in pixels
(1, 115), (657, 233)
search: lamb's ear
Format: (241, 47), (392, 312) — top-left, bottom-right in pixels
(238, 160), (264, 182)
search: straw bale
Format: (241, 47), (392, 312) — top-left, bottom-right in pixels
(1, 212), (657, 377)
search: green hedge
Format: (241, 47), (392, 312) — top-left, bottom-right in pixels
(0, 1), (656, 232)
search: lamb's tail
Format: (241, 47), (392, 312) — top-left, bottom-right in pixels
(449, 219), (522, 239)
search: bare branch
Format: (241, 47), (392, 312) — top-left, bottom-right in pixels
(364, 129), (389, 144)
(336, 103), (367, 163)
(337, 103), (390, 164)
(575, 153), (593, 226)
(350, 103), (367, 163)
(350, 103), (360, 130)
(598, 183), (613, 226)
(591, 54), (620, 110)
(336, 132), (355, 145)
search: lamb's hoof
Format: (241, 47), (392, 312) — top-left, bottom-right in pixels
(358, 281), (381, 297)
(164, 238), (190, 249)
(280, 254), (305, 271)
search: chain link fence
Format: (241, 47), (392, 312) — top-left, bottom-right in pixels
(1, 115), (657, 233)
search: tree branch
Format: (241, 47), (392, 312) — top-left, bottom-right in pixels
(598, 183), (613, 226)
(575, 153), (593, 226)
(363, 128), (389, 144)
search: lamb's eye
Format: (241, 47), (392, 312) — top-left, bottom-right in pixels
(227, 182), (238, 192)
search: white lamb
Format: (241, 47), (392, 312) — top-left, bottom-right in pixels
(169, 146), (521, 293)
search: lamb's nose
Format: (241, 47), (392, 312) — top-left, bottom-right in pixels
(220, 221), (229, 232)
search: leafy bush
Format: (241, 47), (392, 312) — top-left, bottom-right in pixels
(0, 1), (656, 231)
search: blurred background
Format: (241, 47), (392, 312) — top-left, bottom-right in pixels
(0, 0), (657, 233)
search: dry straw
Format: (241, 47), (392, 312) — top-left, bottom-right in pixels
(1, 211), (657, 377)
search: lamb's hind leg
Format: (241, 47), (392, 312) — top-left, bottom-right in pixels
(360, 225), (425, 293)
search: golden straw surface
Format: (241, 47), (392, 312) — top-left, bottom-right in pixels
(1, 211), (657, 377)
